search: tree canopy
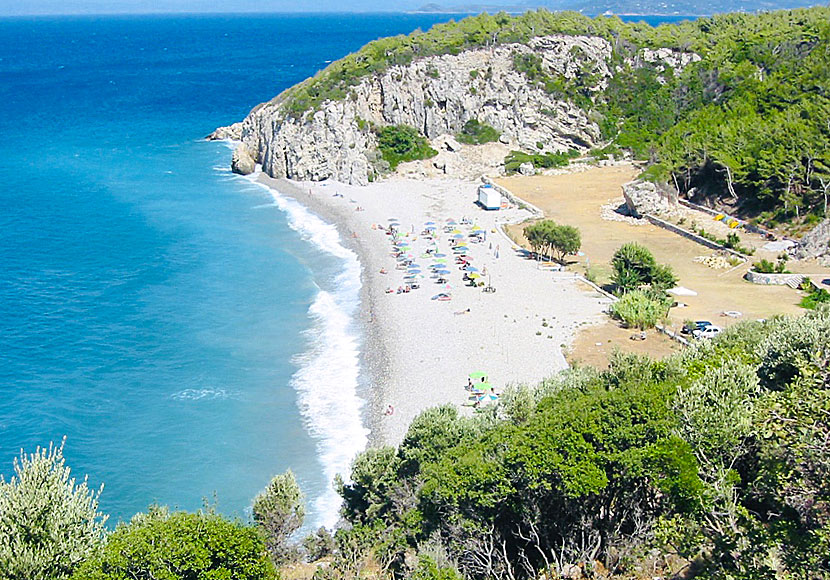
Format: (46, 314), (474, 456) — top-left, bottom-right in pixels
(330, 307), (830, 579)
(72, 507), (276, 580)
(0, 440), (107, 580)
(523, 220), (581, 262)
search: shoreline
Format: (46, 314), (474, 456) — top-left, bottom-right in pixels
(257, 171), (612, 446)
(256, 174), (393, 447)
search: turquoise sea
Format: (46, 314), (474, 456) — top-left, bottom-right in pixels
(0, 13), (471, 527)
(0, 12), (690, 527)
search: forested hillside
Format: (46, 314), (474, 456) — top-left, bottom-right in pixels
(277, 7), (830, 222)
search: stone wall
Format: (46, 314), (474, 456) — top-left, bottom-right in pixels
(743, 271), (803, 285)
(644, 215), (747, 259)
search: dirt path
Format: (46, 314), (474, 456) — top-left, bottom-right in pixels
(497, 165), (829, 366)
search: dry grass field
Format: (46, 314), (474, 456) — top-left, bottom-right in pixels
(497, 165), (830, 366)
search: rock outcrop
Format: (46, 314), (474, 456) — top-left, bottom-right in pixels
(231, 144), (256, 175)
(211, 34), (696, 185)
(622, 180), (679, 218)
(795, 218), (830, 265)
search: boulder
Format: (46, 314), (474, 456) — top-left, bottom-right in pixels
(795, 218), (830, 263)
(622, 180), (678, 217)
(231, 144), (256, 175)
(441, 136), (463, 152)
(518, 162), (535, 176)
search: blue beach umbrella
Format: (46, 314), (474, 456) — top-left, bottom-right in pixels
(466, 266), (479, 272)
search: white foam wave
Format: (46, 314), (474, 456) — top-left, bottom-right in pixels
(243, 171), (368, 528)
(171, 388), (236, 401)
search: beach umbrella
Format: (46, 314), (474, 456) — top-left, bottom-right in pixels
(433, 253), (446, 258)
(468, 371), (488, 380)
(468, 273), (481, 280)
(425, 221), (436, 225)
(446, 218), (456, 223)
(451, 229), (462, 234)
(466, 266), (479, 272)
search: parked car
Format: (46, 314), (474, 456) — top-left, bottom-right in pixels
(682, 320), (713, 335)
(693, 325), (722, 339)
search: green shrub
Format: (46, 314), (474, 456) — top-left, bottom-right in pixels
(611, 242), (677, 294)
(610, 289), (668, 329)
(73, 507), (275, 580)
(0, 440), (107, 580)
(801, 287), (830, 310)
(504, 149), (579, 174)
(376, 125), (437, 170)
(455, 119), (500, 145)
(752, 258), (789, 274)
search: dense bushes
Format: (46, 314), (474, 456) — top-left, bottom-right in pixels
(609, 289), (670, 329)
(0, 440), (107, 580)
(611, 242), (677, 294)
(504, 149), (579, 174)
(455, 119), (500, 145)
(72, 507), (276, 580)
(376, 125), (437, 170)
(5, 308), (830, 579)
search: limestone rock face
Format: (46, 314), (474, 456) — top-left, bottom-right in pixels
(231, 144), (256, 175)
(622, 180), (678, 217)
(795, 218), (830, 264)
(208, 122), (243, 141)
(211, 34), (679, 185)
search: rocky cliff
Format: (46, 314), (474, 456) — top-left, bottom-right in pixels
(211, 35), (693, 185)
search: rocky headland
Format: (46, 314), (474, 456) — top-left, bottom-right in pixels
(210, 34), (695, 185)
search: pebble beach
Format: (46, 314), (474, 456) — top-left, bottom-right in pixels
(261, 173), (611, 445)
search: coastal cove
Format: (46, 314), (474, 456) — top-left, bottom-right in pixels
(0, 11), (721, 529)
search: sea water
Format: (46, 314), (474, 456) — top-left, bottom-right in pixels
(0, 12), (467, 527)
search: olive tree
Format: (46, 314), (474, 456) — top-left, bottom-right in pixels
(252, 470), (305, 565)
(0, 439), (107, 580)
